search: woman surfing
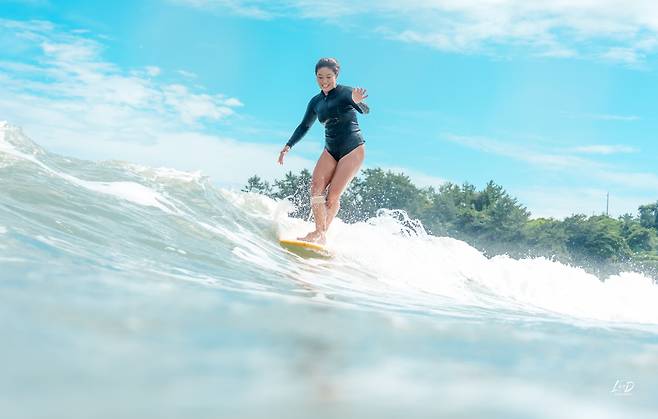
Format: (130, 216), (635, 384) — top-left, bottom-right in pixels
(278, 57), (369, 245)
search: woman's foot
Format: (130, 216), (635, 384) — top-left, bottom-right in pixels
(297, 230), (326, 244)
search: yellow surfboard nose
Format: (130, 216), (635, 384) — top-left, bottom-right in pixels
(279, 238), (332, 258)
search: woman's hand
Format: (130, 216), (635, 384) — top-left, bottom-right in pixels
(352, 87), (368, 104)
(278, 145), (290, 165)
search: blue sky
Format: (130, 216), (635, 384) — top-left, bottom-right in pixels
(1, 0), (657, 218)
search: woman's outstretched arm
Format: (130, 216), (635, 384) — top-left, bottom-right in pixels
(286, 98), (318, 148)
(279, 97), (317, 165)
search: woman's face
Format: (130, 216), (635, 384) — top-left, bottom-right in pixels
(316, 67), (337, 93)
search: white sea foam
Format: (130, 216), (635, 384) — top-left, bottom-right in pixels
(325, 212), (658, 324)
(3, 122), (657, 326)
(219, 190), (658, 325)
(0, 124), (180, 214)
(76, 180), (176, 212)
(119, 161), (206, 183)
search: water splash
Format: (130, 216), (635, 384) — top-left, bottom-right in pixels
(1, 122), (657, 326)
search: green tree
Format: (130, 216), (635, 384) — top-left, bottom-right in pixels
(523, 218), (569, 260)
(241, 175), (273, 196)
(423, 181), (529, 251)
(477, 181), (530, 243)
(242, 168), (658, 280)
(619, 214), (656, 253)
(563, 215), (631, 263)
(639, 202), (658, 230)
(421, 183), (476, 236)
(271, 169), (312, 219)
(341, 168), (429, 223)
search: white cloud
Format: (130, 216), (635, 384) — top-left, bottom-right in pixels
(177, 69), (198, 78)
(163, 84), (236, 124)
(145, 66), (161, 77)
(224, 97), (244, 107)
(513, 186), (652, 219)
(382, 166), (447, 189)
(170, 0), (658, 63)
(443, 133), (658, 190)
(1, 19), (242, 128)
(572, 145), (638, 155)
(565, 112), (640, 121)
(169, 0), (278, 19)
(444, 134), (596, 171)
(600, 47), (642, 65)
(536, 47), (578, 58)
(0, 19), (311, 187)
(595, 171), (658, 190)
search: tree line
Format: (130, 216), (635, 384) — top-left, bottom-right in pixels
(243, 168), (658, 279)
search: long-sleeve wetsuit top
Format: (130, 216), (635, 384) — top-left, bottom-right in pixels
(286, 84), (370, 150)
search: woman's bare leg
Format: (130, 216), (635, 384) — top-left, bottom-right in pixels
(325, 145), (365, 229)
(298, 149), (337, 243)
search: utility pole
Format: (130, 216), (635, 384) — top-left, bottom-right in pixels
(606, 192), (609, 217)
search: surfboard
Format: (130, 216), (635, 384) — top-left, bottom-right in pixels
(279, 238), (332, 258)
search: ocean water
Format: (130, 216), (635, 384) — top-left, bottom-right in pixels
(1, 122), (657, 419)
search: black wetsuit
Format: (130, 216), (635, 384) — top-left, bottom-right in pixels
(286, 84), (369, 161)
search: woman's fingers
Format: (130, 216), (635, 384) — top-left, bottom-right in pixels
(353, 88), (367, 104)
(278, 146), (289, 165)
